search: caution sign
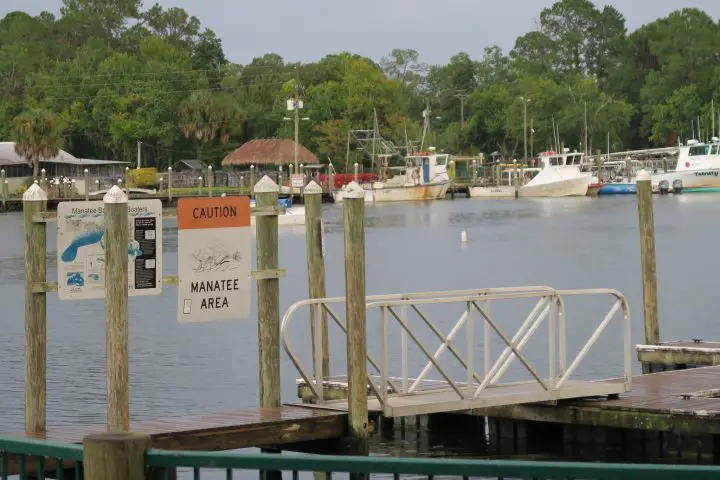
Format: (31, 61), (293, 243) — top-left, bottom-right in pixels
(177, 196), (251, 323)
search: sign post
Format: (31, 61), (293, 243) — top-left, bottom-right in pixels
(56, 199), (163, 300)
(177, 196), (251, 323)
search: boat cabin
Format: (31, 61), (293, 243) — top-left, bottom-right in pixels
(538, 150), (585, 168)
(403, 151), (450, 185)
(677, 138), (720, 172)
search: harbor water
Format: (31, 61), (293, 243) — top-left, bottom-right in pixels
(0, 195), (718, 461)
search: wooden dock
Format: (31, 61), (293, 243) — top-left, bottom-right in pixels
(638, 340), (720, 372)
(298, 366), (720, 435)
(3, 406), (346, 451)
(1, 406), (347, 475)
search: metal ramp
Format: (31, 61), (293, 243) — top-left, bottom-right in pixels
(281, 287), (631, 418)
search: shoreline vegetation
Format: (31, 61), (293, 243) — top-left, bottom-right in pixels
(0, 0), (718, 172)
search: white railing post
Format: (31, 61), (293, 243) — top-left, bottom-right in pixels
(401, 303), (408, 393)
(549, 295), (557, 388)
(483, 298), (491, 378)
(466, 301), (474, 399)
(380, 306), (388, 407)
(313, 301), (324, 403)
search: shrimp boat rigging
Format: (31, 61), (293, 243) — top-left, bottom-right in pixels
(332, 110), (451, 203)
(469, 149), (590, 198)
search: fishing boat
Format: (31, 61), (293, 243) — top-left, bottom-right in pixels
(652, 138), (720, 194)
(468, 167), (540, 198)
(592, 162), (637, 195)
(333, 150), (451, 203)
(250, 197), (305, 226)
(516, 150), (590, 197)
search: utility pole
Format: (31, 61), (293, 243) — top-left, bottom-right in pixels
(294, 66), (300, 173)
(454, 91), (468, 129)
(584, 101), (588, 155)
(521, 96), (531, 161)
(530, 118), (534, 159)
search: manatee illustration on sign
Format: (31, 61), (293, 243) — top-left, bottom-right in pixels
(177, 196), (251, 323)
(56, 199), (163, 300)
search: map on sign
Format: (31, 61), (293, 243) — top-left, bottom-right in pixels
(177, 196), (251, 323)
(56, 199), (163, 300)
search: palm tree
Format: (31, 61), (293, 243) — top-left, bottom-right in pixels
(12, 109), (65, 178)
(177, 91), (242, 157)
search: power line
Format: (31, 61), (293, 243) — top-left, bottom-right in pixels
(39, 81), (293, 102)
(31, 64), (299, 82)
(31, 71), (294, 91)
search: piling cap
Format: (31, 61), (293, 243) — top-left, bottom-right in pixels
(254, 175), (279, 193)
(103, 185), (128, 204)
(344, 181), (366, 199)
(303, 180), (322, 195)
(637, 169), (651, 182)
(22, 183), (48, 202)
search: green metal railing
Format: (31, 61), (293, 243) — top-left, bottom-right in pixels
(3, 436), (720, 479)
(0, 437), (83, 480)
(145, 449), (720, 480)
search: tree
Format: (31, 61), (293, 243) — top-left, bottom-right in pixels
(12, 109), (65, 178)
(177, 91), (242, 164)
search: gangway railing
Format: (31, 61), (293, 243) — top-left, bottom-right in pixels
(281, 287), (631, 416)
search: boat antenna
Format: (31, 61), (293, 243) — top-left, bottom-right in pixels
(698, 116), (702, 142)
(345, 130), (351, 172)
(712, 98), (716, 141)
(420, 96), (431, 151)
(692, 120), (696, 140)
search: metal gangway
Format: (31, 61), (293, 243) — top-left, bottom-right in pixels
(281, 286), (631, 417)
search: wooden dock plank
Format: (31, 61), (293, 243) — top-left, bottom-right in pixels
(1, 406), (347, 450)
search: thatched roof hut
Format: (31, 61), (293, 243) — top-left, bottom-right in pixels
(221, 139), (318, 167)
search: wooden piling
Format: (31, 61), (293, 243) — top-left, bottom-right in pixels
(83, 169), (89, 201)
(255, 175), (283, 480)
(83, 433), (150, 480)
(104, 185), (130, 432)
(595, 150), (603, 182)
(637, 170), (660, 353)
(250, 165), (256, 199)
(1, 169), (7, 209)
(255, 176), (281, 408)
(304, 181), (329, 378)
(353, 162), (359, 183)
(208, 165), (213, 197)
(23, 183), (47, 435)
(343, 181), (369, 459)
(167, 167), (173, 204)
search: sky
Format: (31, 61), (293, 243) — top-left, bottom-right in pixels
(3, 0), (720, 66)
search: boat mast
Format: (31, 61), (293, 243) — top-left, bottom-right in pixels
(372, 109), (378, 175)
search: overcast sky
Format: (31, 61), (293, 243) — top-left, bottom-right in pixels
(3, 0), (719, 65)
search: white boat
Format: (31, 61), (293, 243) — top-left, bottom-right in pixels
(517, 150), (590, 197)
(249, 198), (305, 226)
(333, 150), (451, 203)
(651, 138), (720, 193)
(469, 167), (541, 198)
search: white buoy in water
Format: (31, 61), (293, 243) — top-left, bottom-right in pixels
(461, 230), (468, 243)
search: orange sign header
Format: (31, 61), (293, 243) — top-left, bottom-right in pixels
(178, 196), (251, 230)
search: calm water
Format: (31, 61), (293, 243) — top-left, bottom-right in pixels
(0, 194), (718, 458)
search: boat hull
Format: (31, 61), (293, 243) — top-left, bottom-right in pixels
(598, 183), (637, 195)
(334, 182), (450, 203)
(652, 169), (720, 193)
(518, 176), (589, 197)
(468, 186), (517, 198)
(250, 206), (305, 226)
(586, 184), (603, 197)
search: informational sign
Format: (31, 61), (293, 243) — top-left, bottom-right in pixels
(57, 200), (163, 300)
(291, 173), (304, 188)
(177, 196), (251, 323)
